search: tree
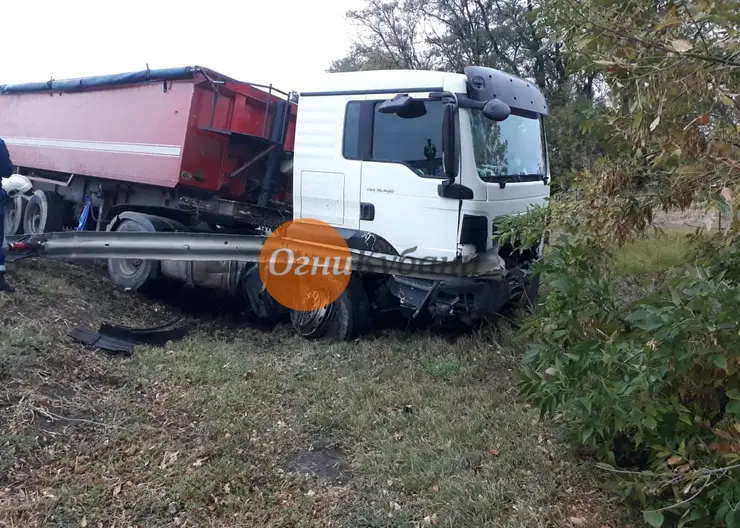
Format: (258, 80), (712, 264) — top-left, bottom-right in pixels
(544, 0), (739, 224)
(329, 0), (436, 72)
(332, 0), (579, 93)
(502, 1), (740, 524)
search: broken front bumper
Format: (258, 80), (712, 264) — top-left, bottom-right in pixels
(388, 273), (514, 322)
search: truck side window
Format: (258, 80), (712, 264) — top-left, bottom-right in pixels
(342, 101), (362, 160)
(371, 100), (444, 178)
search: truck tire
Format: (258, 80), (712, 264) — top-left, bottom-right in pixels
(501, 270), (541, 315)
(518, 272), (541, 310)
(23, 190), (65, 235)
(290, 276), (371, 341)
(107, 219), (160, 292)
(4, 195), (26, 236)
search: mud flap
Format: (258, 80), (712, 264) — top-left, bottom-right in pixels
(240, 264), (286, 321)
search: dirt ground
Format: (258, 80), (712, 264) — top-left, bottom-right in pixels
(0, 259), (637, 527)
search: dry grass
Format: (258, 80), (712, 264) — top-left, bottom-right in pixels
(0, 259), (637, 527)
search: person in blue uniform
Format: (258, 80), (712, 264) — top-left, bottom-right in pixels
(0, 138), (15, 292)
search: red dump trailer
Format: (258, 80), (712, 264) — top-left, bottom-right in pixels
(0, 66), (298, 236)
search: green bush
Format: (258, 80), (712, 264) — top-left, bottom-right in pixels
(513, 228), (740, 527)
(490, 0), (740, 523)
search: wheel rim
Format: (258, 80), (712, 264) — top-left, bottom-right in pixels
(4, 199), (19, 235)
(118, 258), (144, 277)
(26, 202), (43, 234)
(291, 289), (334, 337)
(31, 212), (41, 233)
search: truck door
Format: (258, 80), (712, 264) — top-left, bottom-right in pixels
(295, 96), (363, 230)
(356, 95), (460, 261)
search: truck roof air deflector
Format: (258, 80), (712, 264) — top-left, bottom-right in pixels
(464, 66), (549, 115)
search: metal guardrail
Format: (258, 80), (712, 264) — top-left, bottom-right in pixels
(7, 231), (507, 280)
(9, 231), (266, 261)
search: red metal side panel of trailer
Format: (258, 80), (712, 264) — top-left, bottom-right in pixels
(0, 67), (298, 202)
(0, 80), (195, 188)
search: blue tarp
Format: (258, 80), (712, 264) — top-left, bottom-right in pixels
(0, 66), (210, 95)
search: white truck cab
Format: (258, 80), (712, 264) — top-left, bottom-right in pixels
(288, 66), (549, 330)
(294, 67), (550, 264)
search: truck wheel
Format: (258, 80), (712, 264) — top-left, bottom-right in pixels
(518, 272), (541, 310)
(23, 190), (65, 235)
(107, 219), (159, 292)
(290, 277), (371, 341)
(4, 195), (26, 236)
(502, 270), (541, 315)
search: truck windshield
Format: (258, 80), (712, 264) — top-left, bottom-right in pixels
(469, 109), (546, 182)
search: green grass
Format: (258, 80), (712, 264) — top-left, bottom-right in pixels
(611, 228), (694, 281)
(0, 260), (635, 527)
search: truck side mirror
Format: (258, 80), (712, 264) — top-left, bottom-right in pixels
(378, 94), (427, 119)
(482, 99), (511, 122)
(378, 94), (413, 114)
(442, 103), (460, 181)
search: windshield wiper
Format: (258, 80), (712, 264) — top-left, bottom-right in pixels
(479, 173), (548, 188)
(479, 173), (545, 182)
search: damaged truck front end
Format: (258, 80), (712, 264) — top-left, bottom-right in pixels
(375, 65), (550, 325)
(386, 234), (544, 325)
